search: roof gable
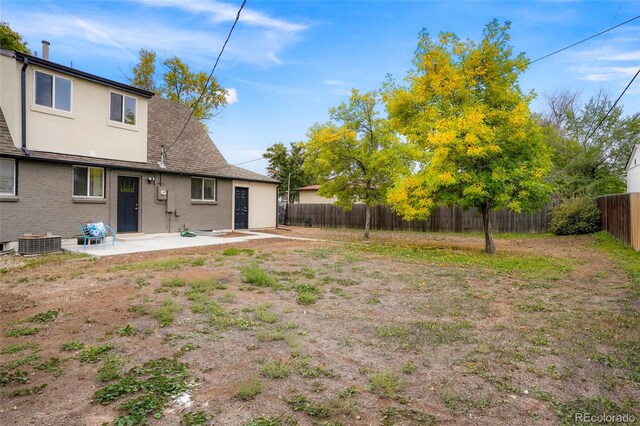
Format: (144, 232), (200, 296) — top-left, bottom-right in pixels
(626, 144), (640, 171)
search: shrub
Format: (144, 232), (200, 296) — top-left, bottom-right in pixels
(549, 198), (601, 235)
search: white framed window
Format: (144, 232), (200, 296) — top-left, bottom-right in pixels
(35, 71), (72, 112)
(191, 177), (216, 201)
(73, 166), (104, 197)
(110, 92), (137, 125)
(0, 158), (16, 195)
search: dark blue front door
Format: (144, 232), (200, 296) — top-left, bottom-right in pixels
(234, 187), (249, 229)
(117, 176), (139, 232)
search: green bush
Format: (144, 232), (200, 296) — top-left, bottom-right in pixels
(549, 198), (601, 235)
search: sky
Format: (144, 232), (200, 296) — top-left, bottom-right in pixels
(3, 0), (639, 175)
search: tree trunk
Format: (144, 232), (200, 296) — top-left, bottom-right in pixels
(364, 204), (371, 240)
(481, 201), (496, 254)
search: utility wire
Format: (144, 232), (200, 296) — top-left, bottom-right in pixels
(584, 67), (640, 143)
(165, 0), (247, 155)
(526, 14), (639, 66)
(233, 157), (267, 166)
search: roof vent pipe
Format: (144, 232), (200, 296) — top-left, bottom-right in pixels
(41, 40), (50, 60)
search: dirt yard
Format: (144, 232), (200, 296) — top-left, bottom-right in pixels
(0, 228), (638, 425)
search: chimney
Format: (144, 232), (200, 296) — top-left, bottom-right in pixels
(41, 40), (50, 60)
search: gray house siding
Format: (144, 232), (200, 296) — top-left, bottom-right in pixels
(0, 160), (233, 243)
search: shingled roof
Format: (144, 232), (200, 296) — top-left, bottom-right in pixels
(0, 97), (277, 184)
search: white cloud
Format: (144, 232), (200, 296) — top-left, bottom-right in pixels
(132, 0), (306, 33)
(580, 66), (639, 82)
(225, 87), (238, 104)
(321, 79), (348, 86)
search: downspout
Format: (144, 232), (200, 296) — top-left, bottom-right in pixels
(276, 183), (280, 229)
(20, 57), (30, 155)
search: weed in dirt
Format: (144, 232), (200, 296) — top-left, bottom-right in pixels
(97, 355), (124, 382)
(187, 278), (228, 296)
(78, 344), (112, 363)
(329, 287), (352, 299)
(241, 265), (281, 288)
(516, 302), (547, 312)
(1, 353), (41, 370)
(402, 361), (417, 374)
(94, 357), (190, 425)
(310, 380), (325, 393)
(299, 268), (316, 279)
(223, 248), (255, 256)
(286, 394), (332, 418)
(380, 407), (436, 426)
(367, 369), (404, 397)
(254, 304), (279, 323)
(244, 416), (298, 426)
(151, 300), (181, 327)
(338, 386), (360, 398)
(109, 256), (205, 272)
(22, 309), (59, 323)
(61, 341), (85, 351)
(162, 277), (186, 288)
(256, 328), (285, 342)
(18, 252), (89, 270)
(11, 383), (47, 396)
(376, 320), (472, 349)
(1, 343), (40, 354)
(219, 292), (235, 303)
(293, 282), (321, 305)
(261, 360), (291, 379)
(181, 410), (212, 425)
(437, 382), (492, 414)
(235, 377), (264, 400)
(5, 326), (40, 337)
(116, 324), (136, 336)
(34, 357), (65, 377)
(0, 370), (29, 385)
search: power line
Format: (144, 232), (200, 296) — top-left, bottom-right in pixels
(232, 157), (267, 166)
(526, 15), (639, 66)
(165, 0), (247, 155)
(584, 67), (640, 143)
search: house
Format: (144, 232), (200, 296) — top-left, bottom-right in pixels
(0, 45), (278, 250)
(297, 185), (337, 204)
(627, 144), (640, 193)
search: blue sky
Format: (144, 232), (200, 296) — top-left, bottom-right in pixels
(3, 0), (639, 175)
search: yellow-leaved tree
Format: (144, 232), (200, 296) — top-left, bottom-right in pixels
(384, 20), (552, 253)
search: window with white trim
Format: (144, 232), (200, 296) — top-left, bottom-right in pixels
(110, 92), (136, 125)
(191, 177), (216, 201)
(73, 166), (104, 197)
(35, 71), (72, 112)
(0, 158), (16, 195)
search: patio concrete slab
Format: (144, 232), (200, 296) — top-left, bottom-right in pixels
(62, 231), (297, 257)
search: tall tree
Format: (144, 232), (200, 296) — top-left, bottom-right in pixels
(130, 50), (228, 120)
(384, 20), (552, 254)
(0, 22), (30, 54)
(262, 142), (311, 202)
(303, 89), (408, 239)
(540, 90), (639, 197)
(131, 49), (157, 92)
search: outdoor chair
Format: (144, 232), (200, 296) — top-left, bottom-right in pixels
(78, 220), (116, 252)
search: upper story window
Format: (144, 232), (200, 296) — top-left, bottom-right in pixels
(110, 92), (136, 125)
(35, 71), (72, 112)
(191, 177), (216, 201)
(0, 158), (16, 196)
(73, 166), (104, 198)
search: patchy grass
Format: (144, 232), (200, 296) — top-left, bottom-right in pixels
(235, 377), (264, 400)
(182, 410), (212, 425)
(5, 326), (40, 337)
(151, 300), (182, 327)
(367, 369), (404, 397)
(109, 257), (205, 272)
(254, 304), (278, 324)
(93, 357), (190, 425)
(78, 344), (112, 363)
(1, 343), (40, 354)
(23, 309), (59, 323)
(286, 394), (332, 418)
(260, 360), (291, 379)
(61, 341), (85, 351)
(223, 248), (255, 256)
(241, 265), (281, 288)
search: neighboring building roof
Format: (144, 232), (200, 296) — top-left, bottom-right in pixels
(5, 49), (154, 99)
(0, 97), (278, 184)
(626, 144), (640, 171)
(298, 185), (321, 191)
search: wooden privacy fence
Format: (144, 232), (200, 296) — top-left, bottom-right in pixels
(285, 202), (558, 234)
(597, 193), (640, 251)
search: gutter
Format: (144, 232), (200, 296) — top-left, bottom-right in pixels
(20, 57), (29, 155)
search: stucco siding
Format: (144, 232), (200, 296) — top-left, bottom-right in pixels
(232, 180), (277, 229)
